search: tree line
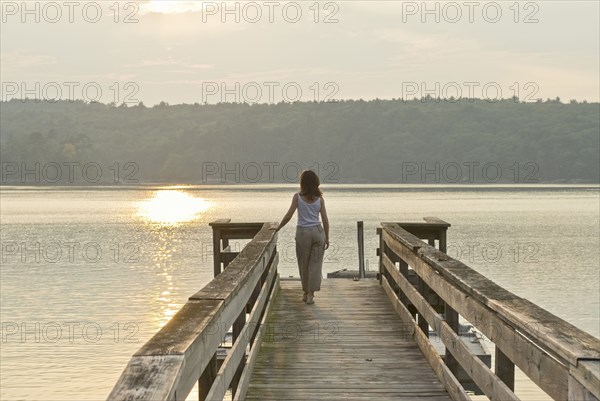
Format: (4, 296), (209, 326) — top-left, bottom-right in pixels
(1, 98), (598, 184)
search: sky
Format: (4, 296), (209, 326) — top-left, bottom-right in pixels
(1, 0), (599, 105)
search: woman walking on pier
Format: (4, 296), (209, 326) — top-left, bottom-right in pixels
(275, 170), (329, 304)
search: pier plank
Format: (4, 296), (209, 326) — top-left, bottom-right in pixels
(245, 280), (454, 401)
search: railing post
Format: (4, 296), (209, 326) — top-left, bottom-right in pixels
(231, 309), (247, 397)
(445, 306), (460, 373)
(438, 228), (447, 253)
(358, 221), (365, 279)
(568, 361), (600, 400)
(198, 353), (217, 401)
(437, 227), (460, 374)
(377, 227), (384, 284)
(211, 225), (224, 277)
(495, 346), (515, 391)
(416, 240), (436, 338)
(210, 219), (232, 277)
(416, 286), (429, 337)
(398, 259), (410, 305)
(213, 228), (222, 277)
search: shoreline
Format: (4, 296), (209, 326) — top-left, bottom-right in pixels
(2, 182), (599, 190)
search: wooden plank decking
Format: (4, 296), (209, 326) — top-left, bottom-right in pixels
(245, 279), (453, 401)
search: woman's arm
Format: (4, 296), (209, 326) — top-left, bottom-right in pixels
(321, 197), (330, 250)
(275, 193), (298, 232)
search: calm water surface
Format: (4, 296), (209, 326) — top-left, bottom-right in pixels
(1, 185), (598, 400)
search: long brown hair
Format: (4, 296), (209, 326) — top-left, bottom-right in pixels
(299, 170), (323, 202)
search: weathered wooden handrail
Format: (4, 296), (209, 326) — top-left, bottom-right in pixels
(108, 221), (280, 401)
(378, 218), (600, 401)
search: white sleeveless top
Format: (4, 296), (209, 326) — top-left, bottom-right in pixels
(297, 192), (321, 227)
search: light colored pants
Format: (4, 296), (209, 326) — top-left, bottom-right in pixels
(295, 224), (325, 293)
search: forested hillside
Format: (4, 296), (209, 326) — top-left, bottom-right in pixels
(1, 98), (598, 184)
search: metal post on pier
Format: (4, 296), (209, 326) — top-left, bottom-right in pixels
(358, 221), (365, 279)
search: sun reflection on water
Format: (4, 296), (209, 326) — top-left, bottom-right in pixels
(136, 189), (213, 327)
(137, 190), (212, 225)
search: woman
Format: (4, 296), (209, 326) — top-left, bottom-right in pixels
(275, 170), (329, 304)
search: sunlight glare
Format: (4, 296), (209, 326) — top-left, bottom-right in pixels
(141, 0), (205, 14)
(138, 190), (212, 224)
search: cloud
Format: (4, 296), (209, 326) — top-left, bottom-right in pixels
(123, 59), (214, 70)
(0, 1), (597, 103)
(1, 51), (57, 72)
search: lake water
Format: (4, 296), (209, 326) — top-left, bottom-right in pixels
(1, 185), (598, 401)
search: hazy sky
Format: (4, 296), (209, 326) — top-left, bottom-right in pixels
(1, 1), (599, 105)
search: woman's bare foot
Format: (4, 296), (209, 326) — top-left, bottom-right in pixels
(306, 292), (314, 304)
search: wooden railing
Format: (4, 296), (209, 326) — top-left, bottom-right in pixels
(378, 218), (600, 401)
(108, 220), (280, 401)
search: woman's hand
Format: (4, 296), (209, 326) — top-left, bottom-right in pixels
(324, 239), (330, 250)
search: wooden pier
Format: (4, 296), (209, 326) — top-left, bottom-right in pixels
(244, 279), (452, 401)
(108, 218), (600, 401)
